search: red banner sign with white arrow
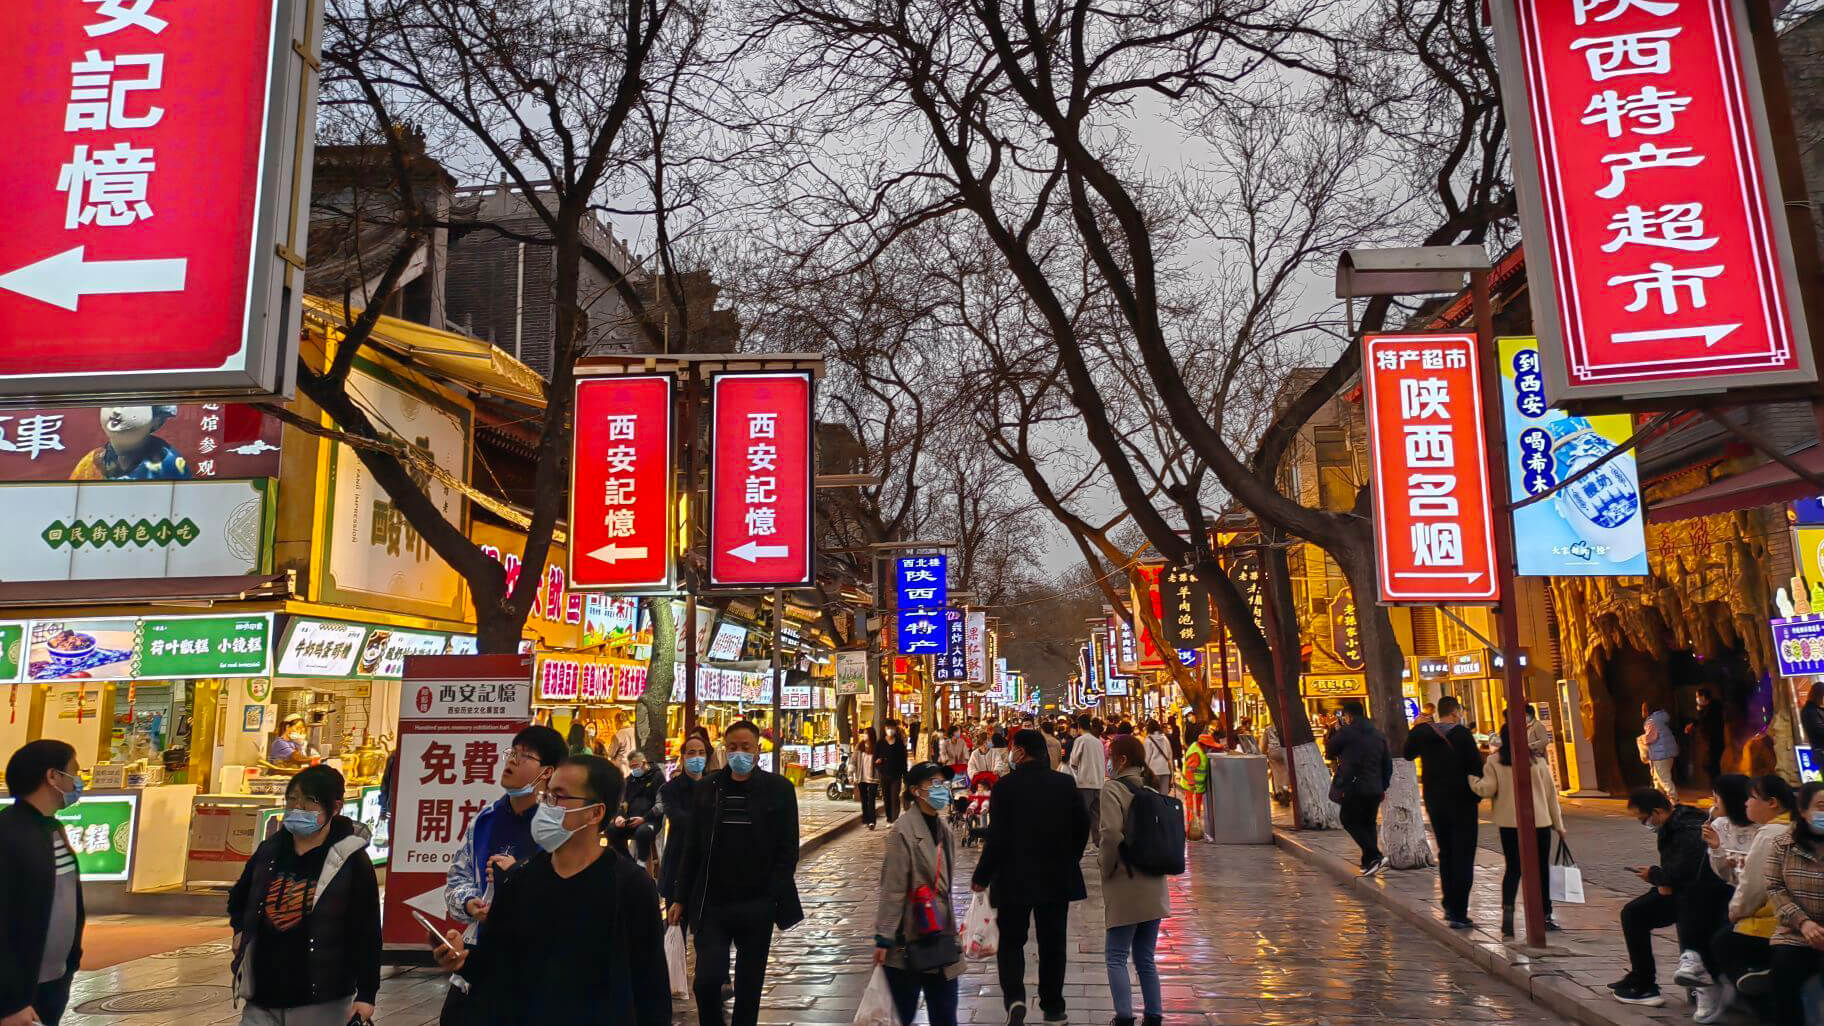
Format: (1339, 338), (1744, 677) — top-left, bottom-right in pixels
(0, 0), (319, 405)
(569, 375), (676, 593)
(708, 371), (815, 589)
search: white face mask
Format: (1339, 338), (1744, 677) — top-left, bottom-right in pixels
(531, 801), (600, 853)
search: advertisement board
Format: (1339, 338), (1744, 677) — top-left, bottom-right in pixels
(26, 613), (272, 681)
(5, 478), (272, 582)
(471, 522), (584, 650)
(582, 594), (644, 650)
(569, 375), (675, 593)
(1771, 614), (1824, 678)
(1160, 564), (1211, 647)
(0, 0), (319, 404)
(1491, 0), (1815, 402)
(0, 404), (280, 481)
(1497, 337), (1648, 575)
(1362, 334), (1500, 603)
(54, 793), (137, 882)
(835, 648), (869, 696)
(707, 371), (815, 588)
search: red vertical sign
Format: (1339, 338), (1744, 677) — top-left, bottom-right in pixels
(1494, 0), (1814, 402)
(1363, 334), (1501, 604)
(708, 371), (815, 588)
(569, 375), (675, 592)
(1131, 563), (1168, 669)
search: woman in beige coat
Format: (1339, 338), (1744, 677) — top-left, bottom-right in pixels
(873, 762), (964, 1025)
(1099, 736), (1170, 1026)
(1470, 724), (1567, 937)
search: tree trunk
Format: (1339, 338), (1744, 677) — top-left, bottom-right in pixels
(640, 597), (677, 764)
(1290, 742), (1341, 829)
(1379, 761), (1432, 868)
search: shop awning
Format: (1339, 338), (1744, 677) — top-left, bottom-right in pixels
(0, 574), (290, 608)
(1646, 443), (1824, 523)
(301, 295), (547, 406)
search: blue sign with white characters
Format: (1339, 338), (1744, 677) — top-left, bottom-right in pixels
(897, 607), (948, 655)
(894, 555), (947, 611)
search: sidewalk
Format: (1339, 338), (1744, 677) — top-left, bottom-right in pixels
(1275, 820), (1747, 1026)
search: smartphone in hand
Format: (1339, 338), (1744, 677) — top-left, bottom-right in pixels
(410, 910), (451, 952)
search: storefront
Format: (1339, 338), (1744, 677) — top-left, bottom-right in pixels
(1300, 673), (1367, 720)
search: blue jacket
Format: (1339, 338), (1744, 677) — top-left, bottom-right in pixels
(445, 796), (536, 939)
(1644, 710), (1679, 761)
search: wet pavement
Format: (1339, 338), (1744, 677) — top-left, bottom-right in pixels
(51, 816), (1572, 1025)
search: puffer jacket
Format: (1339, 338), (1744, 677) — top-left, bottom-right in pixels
(228, 816), (379, 1006)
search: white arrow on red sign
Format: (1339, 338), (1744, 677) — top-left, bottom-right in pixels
(727, 541), (790, 563)
(0, 246), (187, 311)
(588, 543), (650, 564)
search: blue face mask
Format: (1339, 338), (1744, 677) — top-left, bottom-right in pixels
(685, 756), (707, 775)
(53, 769), (84, 809)
(727, 751), (757, 775)
(282, 810), (322, 836)
(629, 766), (647, 778)
(1811, 813), (1824, 833)
(925, 786), (951, 811)
(503, 779), (538, 798)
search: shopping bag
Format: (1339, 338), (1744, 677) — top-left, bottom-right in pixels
(1549, 838), (1585, 904)
(853, 967), (898, 1026)
(664, 925), (689, 996)
(962, 891), (998, 959)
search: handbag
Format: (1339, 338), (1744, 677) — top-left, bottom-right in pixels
(1549, 836), (1585, 904)
(903, 930), (961, 972)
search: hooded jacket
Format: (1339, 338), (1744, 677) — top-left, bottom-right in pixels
(228, 816), (380, 1006)
(1645, 805), (1721, 890)
(1325, 719), (1393, 799)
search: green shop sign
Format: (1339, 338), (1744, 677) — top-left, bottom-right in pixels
(42, 516), (201, 550)
(0, 623), (23, 683)
(138, 616), (271, 678)
(54, 794), (137, 882)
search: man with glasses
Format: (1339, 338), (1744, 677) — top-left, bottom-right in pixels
(434, 755), (670, 1025)
(439, 725), (565, 1026)
(668, 720), (803, 1026)
(1, 741), (86, 1026)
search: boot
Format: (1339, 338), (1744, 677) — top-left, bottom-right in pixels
(1500, 905), (1514, 939)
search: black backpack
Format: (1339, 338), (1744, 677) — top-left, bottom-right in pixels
(1116, 777), (1186, 876)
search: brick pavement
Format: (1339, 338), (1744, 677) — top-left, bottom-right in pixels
(51, 810), (1574, 1026)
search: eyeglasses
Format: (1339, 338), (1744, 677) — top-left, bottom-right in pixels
(539, 791), (593, 808)
(504, 749), (542, 765)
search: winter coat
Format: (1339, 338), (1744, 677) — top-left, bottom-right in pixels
(228, 816), (380, 1006)
(967, 747), (1009, 781)
(1643, 710), (1679, 761)
(874, 809), (964, 979)
(445, 795), (537, 941)
(1727, 816), (1792, 939)
(1325, 719), (1393, 799)
(654, 772), (700, 906)
(1068, 733), (1106, 790)
(670, 767), (803, 931)
(1097, 767), (1171, 929)
(1142, 733), (1175, 781)
(970, 760), (1089, 907)
(620, 767), (663, 822)
(1468, 756), (1565, 831)
(1766, 831), (1824, 948)
(1402, 721), (1485, 812)
(1802, 703), (1824, 756)
(1645, 805), (1721, 890)
(0, 801), (84, 1020)
(1042, 731), (1063, 770)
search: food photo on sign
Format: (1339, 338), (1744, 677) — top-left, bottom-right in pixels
(29, 619), (136, 681)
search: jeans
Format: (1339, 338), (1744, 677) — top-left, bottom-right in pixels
(31, 974), (71, 1026)
(1428, 804), (1479, 920)
(1105, 919), (1163, 1020)
(693, 899), (775, 1026)
(996, 900), (1070, 1020)
(1496, 826), (1553, 917)
(882, 776), (903, 822)
(882, 965), (959, 1026)
(1619, 881), (1731, 986)
(858, 782), (878, 826)
(1081, 788), (1102, 847)
(1338, 794), (1384, 869)
(240, 999), (357, 1026)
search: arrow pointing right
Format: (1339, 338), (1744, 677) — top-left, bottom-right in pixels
(1393, 571), (1487, 582)
(728, 540), (791, 563)
(1610, 324), (1740, 348)
(588, 543), (650, 564)
(0, 246), (187, 311)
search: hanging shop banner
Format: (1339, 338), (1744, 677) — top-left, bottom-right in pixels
(1130, 564), (1169, 669)
(1160, 564), (1211, 648)
(896, 607), (947, 656)
(1497, 337), (1648, 575)
(26, 613), (272, 682)
(471, 522), (584, 650)
(318, 362), (472, 622)
(1362, 334), (1500, 604)
(1771, 614), (1824, 678)
(582, 594), (644, 650)
(1113, 613), (1139, 675)
(534, 654), (649, 703)
(934, 609), (969, 681)
(965, 610), (988, 683)
(0, 404), (280, 481)
(570, 374), (675, 593)
(0, 624), (24, 683)
(1327, 590), (1366, 671)
(53, 793), (137, 882)
(1490, 0), (1815, 404)
(835, 648), (869, 696)
(3, 478), (273, 583)
(383, 655), (533, 954)
(895, 555), (947, 610)
(0, 0), (319, 405)
(707, 371), (815, 588)
(273, 617), (475, 681)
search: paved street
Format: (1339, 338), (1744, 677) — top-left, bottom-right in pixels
(50, 818), (1574, 1026)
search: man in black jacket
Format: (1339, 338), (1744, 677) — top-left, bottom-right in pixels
(971, 729), (1091, 1026)
(1326, 701), (1394, 876)
(668, 721), (802, 1026)
(1401, 696), (1485, 928)
(0, 741), (85, 1026)
(878, 721), (909, 823)
(1610, 787), (1733, 1007)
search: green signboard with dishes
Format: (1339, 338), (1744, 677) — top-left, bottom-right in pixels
(22, 614), (273, 682)
(138, 615), (272, 678)
(54, 794), (137, 882)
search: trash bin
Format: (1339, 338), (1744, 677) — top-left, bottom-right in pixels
(1202, 753), (1271, 844)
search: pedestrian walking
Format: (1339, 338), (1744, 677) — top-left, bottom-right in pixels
(1703, 774), (1796, 1023)
(1686, 690), (1727, 785)
(612, 749), (664, 864)
(1039, 720), (1064, 770)
(943, 726), (970, 776)
(1099, 736), (1170, 1026)
(856, 729), (881, 830)
(433, 756), (670, 1025)
(1640, 701), (1679, 801)
(669, 720), (803, 1026)
(659, 733), (713, 914)
(1751, 780), (1824, 1026)
(1523, 705), (1549, 761)
(440, 724), (566, 1026)
(880, 722), (910, 825)
(971, 729), (1090, 1026)
(1469, 724), (1566, 938)
(1610, 787), (1733, 1007)
(873, 761), (964, 1026)
(1402, 696), (1485, 929)
(228, 764), (380, 1026)
(1, 740), (86, 1026)
(1069, 715), (1107, 847)
(1141, 721), (1174, 791)
(1326, 700), (1394, 877)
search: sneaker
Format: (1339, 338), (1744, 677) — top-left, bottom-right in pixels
(1368, 856), (1389, 877)
(1612, 982), (1666, 1007)
(1606, 976), (1634, 993)
(1673, 950), (1713, 987)
(1544, 917), (1562, 932)
(1692, 982), (1734, 1024)
(1447, 917), (1475, 930)
(1735, 968), (1771, 996)
(1006, 1002), (1026, 1026)
(1141, 1017), (1162, 1026)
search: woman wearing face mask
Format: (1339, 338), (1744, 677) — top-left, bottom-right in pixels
(1703, 775), (1796, 1023)
(879, 723), (909, 824)
(657, 736), (711, 906)
(1753, 780), (1824, 1025)
(856, 728), (880, 830)
(435, 756), (671, 1025)
(228, 765), (380, 1026)
(611, 751), (665, 865)
(1100, 735), (1171, 1026)
(267, 714), (313, 767)
(873, 762), (963, 1026)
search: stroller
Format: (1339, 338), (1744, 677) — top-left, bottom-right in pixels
(962, 771), (997, 847)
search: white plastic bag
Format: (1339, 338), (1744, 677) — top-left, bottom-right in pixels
(665, 925), (689, 996)
(1549, 838), (1586, 904)
(853, 967), (897, 1026)
(963, 891), (998, 959)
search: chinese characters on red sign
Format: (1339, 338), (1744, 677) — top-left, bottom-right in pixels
(0, 0), (312, 401)
(569, 375), (675, 592)
(708, 372), (814, 588)
(1496, 0), (1813, 401)
(1362, 334), (1501, 603)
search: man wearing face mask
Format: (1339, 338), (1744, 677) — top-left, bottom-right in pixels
(668, 720), (803, 1026)
(440, 725), (566, 1026)
(1611, 787), (1732, 1007)
(434, 756), (670, 1025)
(0, 741), (87, 1026)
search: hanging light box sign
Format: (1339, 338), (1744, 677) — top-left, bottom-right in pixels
(569, 374), (676, 593)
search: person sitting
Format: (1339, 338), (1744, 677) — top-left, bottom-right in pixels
(611, 750), (664, 866)
(1750, 780), (1824, 1026)
(1704, 774), (1796, 1023)
(1611, 787), (1733, 1007)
